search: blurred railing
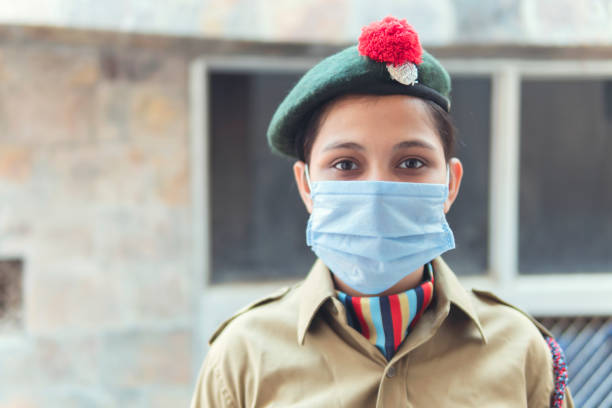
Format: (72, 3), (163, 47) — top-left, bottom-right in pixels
(538, 316), (612, 407)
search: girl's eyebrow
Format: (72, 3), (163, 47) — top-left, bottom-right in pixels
(322, 141), (365, 152)
(393, 140), (437, 151)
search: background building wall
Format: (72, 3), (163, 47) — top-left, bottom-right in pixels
(0, 28), (195, 407)
(0, 25), (342, 407)
(0, 0), (611, 46)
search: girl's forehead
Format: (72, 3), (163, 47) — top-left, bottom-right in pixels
(313, 95), (442, 151)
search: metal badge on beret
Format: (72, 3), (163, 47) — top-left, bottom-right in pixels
(358, 16), (422, 86)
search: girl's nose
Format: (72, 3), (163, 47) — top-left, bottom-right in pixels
(363, 165), (397, 182)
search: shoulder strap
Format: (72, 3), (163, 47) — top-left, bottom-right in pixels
(471, 288), (554, 338)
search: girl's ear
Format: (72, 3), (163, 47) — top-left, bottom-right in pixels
(444, 158), (463, 214)
(293, 161), (313, 214)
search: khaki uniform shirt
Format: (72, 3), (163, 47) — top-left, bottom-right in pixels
(191, 257), (574, 407)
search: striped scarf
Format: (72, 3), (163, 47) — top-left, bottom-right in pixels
(336, 263), (434, 360)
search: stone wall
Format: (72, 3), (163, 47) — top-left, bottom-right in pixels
(0, 0), (610, 46)
(0, 24), (344, 408)
(0, 29), (195, 407)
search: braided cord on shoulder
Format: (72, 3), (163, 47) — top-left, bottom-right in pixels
(545, 336), (569, 408)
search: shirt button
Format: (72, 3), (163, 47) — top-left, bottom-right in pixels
(386, 366), (396, 378)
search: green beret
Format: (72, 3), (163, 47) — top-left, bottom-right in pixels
(267, 17), (451, 159)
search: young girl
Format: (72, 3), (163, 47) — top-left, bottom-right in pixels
(191, 16), (573, 407)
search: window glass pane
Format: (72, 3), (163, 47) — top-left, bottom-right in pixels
(444, 76), (491, 276)
(210, 71), (315, 283)
(519, 79), (612, 274)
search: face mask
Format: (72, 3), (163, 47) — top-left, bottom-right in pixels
(304, 165), (455, 295)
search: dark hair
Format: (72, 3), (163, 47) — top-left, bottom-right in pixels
(296, 95), (456, 164)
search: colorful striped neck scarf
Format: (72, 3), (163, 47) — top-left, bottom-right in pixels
(336, 263), (435, 360)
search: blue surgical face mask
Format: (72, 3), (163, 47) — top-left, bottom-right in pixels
(304, 164), (455, 295)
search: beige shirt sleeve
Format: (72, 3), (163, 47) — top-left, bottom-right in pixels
(524, 330), (574, 408)
(190, 353), (237, 408)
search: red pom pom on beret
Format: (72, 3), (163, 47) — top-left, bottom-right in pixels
(358, 16), (423, 66)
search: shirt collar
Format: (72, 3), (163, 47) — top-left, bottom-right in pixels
(297, 257), (487, 345)
(297, 259), (336, 344)
(431, 257), (488, 344)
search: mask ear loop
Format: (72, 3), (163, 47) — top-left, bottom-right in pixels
(304, 163), (313, 192)
(445, 164), (452, 201)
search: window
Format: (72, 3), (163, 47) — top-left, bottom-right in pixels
(519, 79), (612, 275)
(192, 55), (612, 316)
(445, 76), (491, 276)
(209, 71), (314, 283)
(444, 58), (612, 315)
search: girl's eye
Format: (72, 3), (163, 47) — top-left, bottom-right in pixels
(399, 158), (424, 169)
(333, 160), (358, 171)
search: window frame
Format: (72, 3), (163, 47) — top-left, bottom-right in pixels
(190, 56), (612, 320)
(444, 58), (612, 316)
